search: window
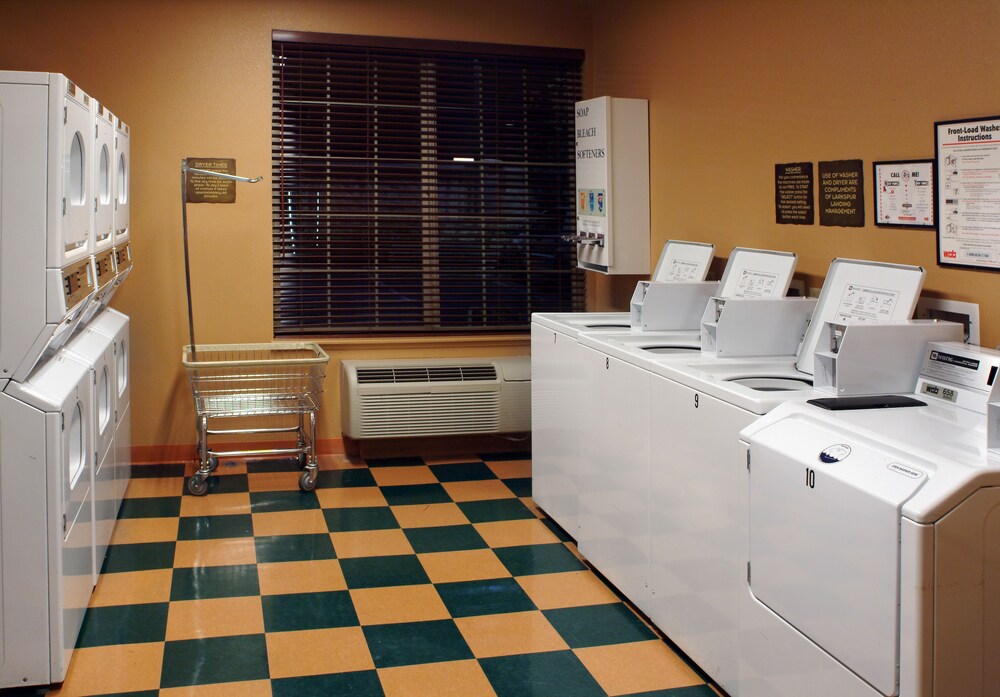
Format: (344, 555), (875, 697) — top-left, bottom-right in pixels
(271, 31), (585, 336)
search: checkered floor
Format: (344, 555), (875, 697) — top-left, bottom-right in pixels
(46, 452), (720, 696)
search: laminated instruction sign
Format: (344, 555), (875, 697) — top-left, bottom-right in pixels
(935, 115), (1000, 270)
(185, 158), (237, 203)
(775, 162), (814, 225)
(819, 159), (864, 227)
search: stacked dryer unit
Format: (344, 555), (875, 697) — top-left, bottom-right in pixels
(0, 71), (132, 688)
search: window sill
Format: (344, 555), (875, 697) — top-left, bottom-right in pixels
(297, 334), (530, 352)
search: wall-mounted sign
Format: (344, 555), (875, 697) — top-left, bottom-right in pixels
(775, 162), (814, 225)
(185, 158), (237, 203)
(819, 159), (864, 227)
(873, 159), (934, 228)
(935, 115), (1000, 271)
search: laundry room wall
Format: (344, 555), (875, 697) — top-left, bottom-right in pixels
(0, 0), (593, 456)
(585, 0), (1000, 349)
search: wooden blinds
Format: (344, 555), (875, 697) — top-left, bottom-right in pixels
(271, 31), (586, 336)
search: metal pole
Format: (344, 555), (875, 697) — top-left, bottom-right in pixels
(181, 160), (198, 361)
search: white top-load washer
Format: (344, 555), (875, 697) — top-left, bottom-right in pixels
(572, 248), (800, 618)
(0, 351), (95, 687)
(531, 240), (715, 535)
(740, 341), (1000, 697)
(0, 71), (98, 384)
(640, 259), (953, 696)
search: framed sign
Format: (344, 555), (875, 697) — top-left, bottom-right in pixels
(935, 115), (1000, 270)
(873, 159), (934, 228)
(818, 159), (864, 227)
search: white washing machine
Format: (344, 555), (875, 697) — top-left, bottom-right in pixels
(531, 240), (717, 535)
(572, 248), (799, 618)
(0, 71), (97, 383)
(90, 307), (131, 510)
(739, 341), (1000, 697)
(0, 351), (95, 687)
(62, 324), (117, 583)
(113, 115), (130, 248)
(641, 259), (939, 695)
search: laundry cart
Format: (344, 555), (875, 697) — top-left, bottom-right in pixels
(182, 342), (329, 495)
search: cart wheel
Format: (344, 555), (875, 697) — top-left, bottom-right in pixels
(297, 452), (308, 468)
(299, 470), (317, 492)
(188, 475), (208, 496)
(208, 457), (219, 473)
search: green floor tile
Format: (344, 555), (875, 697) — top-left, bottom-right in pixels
(429, 462), (496, 482)
(494, 543), (587, 576)
(543, 602), (657, 648)
(177, 514), (254, 540)
(271, 670), (385, 697)
(247, 457), (301, 473)
(160, 634), (269, 688)
(255, 533), (336, 563)
(324, 506), (398, 532)
(458, 498), (536, 523)
(339, 554), (430, 589)
(76, 603), (169, 647)
(262, 590), (359, 632)
(129, 463), (187, 479)
(435, 577), (536, 617)
(117, 496), (182, 519)
(379, 483), (452, 506)
(479, 451), (531, 462)
(170, 564), (260, 601)
(363, 619), (472, 668)
(101, 541), (176, 574)
(621, 687), (719, 697)
(184, 473), (250, 495)
(480, 650), (605, 697)
(364, 456), (425, 468)
(88, 691), (160, 697)
(316, 468), (377, 488)
(250, 490), (320, 513)
(540, 517), (574, 543)
(403, 524), (488, 553)
(503, 477), (532, 497)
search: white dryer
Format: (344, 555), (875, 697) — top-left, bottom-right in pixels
(739, 341), (1000, 697)
(62, 324), (118, 582)
(113, 115), (130, 248)
(0, 351), (95, 687)
(90, 307), (131, 509)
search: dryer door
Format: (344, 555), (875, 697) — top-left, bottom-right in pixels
(59, 86), (92, 265)
(747, 415), (926, 696)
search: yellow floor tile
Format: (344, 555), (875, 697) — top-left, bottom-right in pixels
(515, 570), (620, 610)
(455, 611), (568, 658)
(350, 584), (450, 625)
(159, 680), (272, 697)
(266, 626), (374, 678)
(417, 549), (511, 584)
(329, 529), (414, 558)
(258, 559), (346, 595)
(49, 642), (163, 696)
(247, 471), (303, 492)
(485, 460), (531, 479)
(574, 640), (704, 696)
(89, 569), (173, 607)
(520, 497), (545, 518)
(473, 519), (560, 548)
(370, 465), (437, 486)
(165, 596), (265, 640)
(378, 659), (496, 697)
(179, 492), (252, 517)
(251, 509), (328, 536)
(173, 537), (257, 567)
(421, 455), (482, 466)
(441, 479), (515, 503)
(316, 486), (387, 509)
(124, 477), (184, 499)
(109, 517), (180, 545)
(390, 502), (469, 529)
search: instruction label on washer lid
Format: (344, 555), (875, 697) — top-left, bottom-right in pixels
(666, 259), (703, 281)
(732, 269), (781, 298)
(834, 285), (900, 322)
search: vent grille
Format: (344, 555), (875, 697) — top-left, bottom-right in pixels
(358, 392), (501, 437)
(356, 364), (497, 385)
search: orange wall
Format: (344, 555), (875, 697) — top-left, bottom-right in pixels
(588, 0), (1000, 348)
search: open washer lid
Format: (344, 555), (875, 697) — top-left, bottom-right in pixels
(651, 240), (715, 282)
(716, 247), (797, 299)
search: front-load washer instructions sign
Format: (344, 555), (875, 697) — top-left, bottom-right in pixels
(835, 284), (900, 322)
(935, 115), (1000, 271)
(732, 269), (781, 298)
(819, 159), (865, 227)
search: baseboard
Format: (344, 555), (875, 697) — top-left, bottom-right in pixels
(342, 433), (531, 460)
(132, 438), (346, 464)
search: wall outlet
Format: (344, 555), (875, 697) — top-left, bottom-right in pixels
(915, 297), (980, 345)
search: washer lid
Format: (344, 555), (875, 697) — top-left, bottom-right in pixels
(716, 247), (797, 299)
(651, 240), (715, 282)
(748, 414), (928, 695)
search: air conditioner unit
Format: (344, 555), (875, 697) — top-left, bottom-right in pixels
(341, 357), (530, 439)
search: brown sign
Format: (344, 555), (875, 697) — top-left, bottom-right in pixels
(186, 158), (237, 203)
(775, 162), (814, 225)
(819, 159), (865, 227)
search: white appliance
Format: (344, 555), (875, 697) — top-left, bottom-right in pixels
(0, 71), (97, 383)
(90, 307), (131, 512)
(62, 324), (118, 583)
(642, 259), (939, 695)
(113, 115), (130, 247)
(571, 248), (800, 617)
(92, 100), (115, 255)
(0, 351), (95, 687)
(739, 341), (1000, 697)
